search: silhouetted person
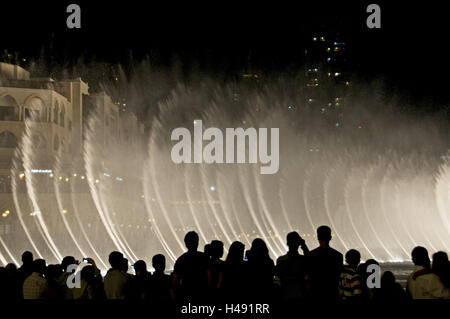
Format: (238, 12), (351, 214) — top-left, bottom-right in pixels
(120, 257), (128, 273)
(306, 225), (343, 300)
(375, 271), (406, 300)
(23, 259), (49, 299)
(276, 231), (309, 300)
(219, 241), (247, 300)
(46, 264), (63, 299)
(3, 263), (21, 300)
(357, 258), (380, 299)
(338, 249), (363, 300)
(130, 260), (151, 300)
(57, 256), (78, 299)
(432, 251), (450, 290)
(209, 240), (224, 298)
(149, 254), (174, 304)
(204, 243), (212, 259)
(0, 267), (6, 299)
(73, 265), (104, 300)
(246, 238), (275, 301)
(17, 251), (34, 298)
(104, 251), (130, 299)
(173, 231), (210, 301)
(407, 246), (450, 298)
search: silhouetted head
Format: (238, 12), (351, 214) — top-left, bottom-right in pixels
(152, 254), (166, 273)
(381, 271), (396, 288)
(5, 263), (17, 272)
(81, 265), (95, 282)
(121, 258), (129, 273)
(249, 238), (269, 261)
(32, 259), (46, 275)
(210, 240), (224, 259)
(432, 251), (449, 273)
(204, 243), (212, 257)
(21, 251), (33, 265)
(411, 246), (430, 267)
(108, 251), (124, 269)
(184, 231), (199, 251)
(357, 258), (379, 279)
(365, 259), (379, 266)
(133, 260), (147, 275)
(286, 231), (302, 251)
(345, 249), (361, 267)
(46, 264), (62, 280)
(317, 225), (332, 245)
(61, 256), (77, 272)
(226, 241), (245, 264)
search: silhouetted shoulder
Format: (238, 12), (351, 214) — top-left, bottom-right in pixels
(174, 251), (209, 273)
(330, 247), (343, 259)
(310, 247), (342, 257)
(276, 254), (289, 264)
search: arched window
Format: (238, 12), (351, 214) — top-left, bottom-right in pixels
(24, 97), (45, 122)
(53, 135), (59, 151)
(0, 131), (18, 148)
(0, 95), (19, 121)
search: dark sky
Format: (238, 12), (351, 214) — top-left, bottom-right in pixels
(1, 1), (450, 105)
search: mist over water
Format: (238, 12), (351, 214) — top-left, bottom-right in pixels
(1, 61), (449, 270)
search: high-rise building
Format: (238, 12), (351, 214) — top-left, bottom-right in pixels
(304, 30), (351, 124)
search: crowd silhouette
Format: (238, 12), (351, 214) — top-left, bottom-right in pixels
(0, 225), (449, 302)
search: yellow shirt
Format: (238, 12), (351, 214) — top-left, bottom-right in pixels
(407, 266), (450, 299)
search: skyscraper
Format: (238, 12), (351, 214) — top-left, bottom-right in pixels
(304, 29), (351, 125)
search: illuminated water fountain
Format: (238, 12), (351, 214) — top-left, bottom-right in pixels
(1, 79), (449, 270)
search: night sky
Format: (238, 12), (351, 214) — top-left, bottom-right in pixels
(1, 1), (450, 108)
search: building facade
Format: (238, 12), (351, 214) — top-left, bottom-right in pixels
(0, 62), (145, 237)
(304, 31), (352, 124)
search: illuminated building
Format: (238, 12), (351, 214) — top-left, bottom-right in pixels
(0, 62), (145, 234)
(305, 30), (351, 122)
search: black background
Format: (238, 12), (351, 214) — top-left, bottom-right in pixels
(1, 1), (450, 107)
